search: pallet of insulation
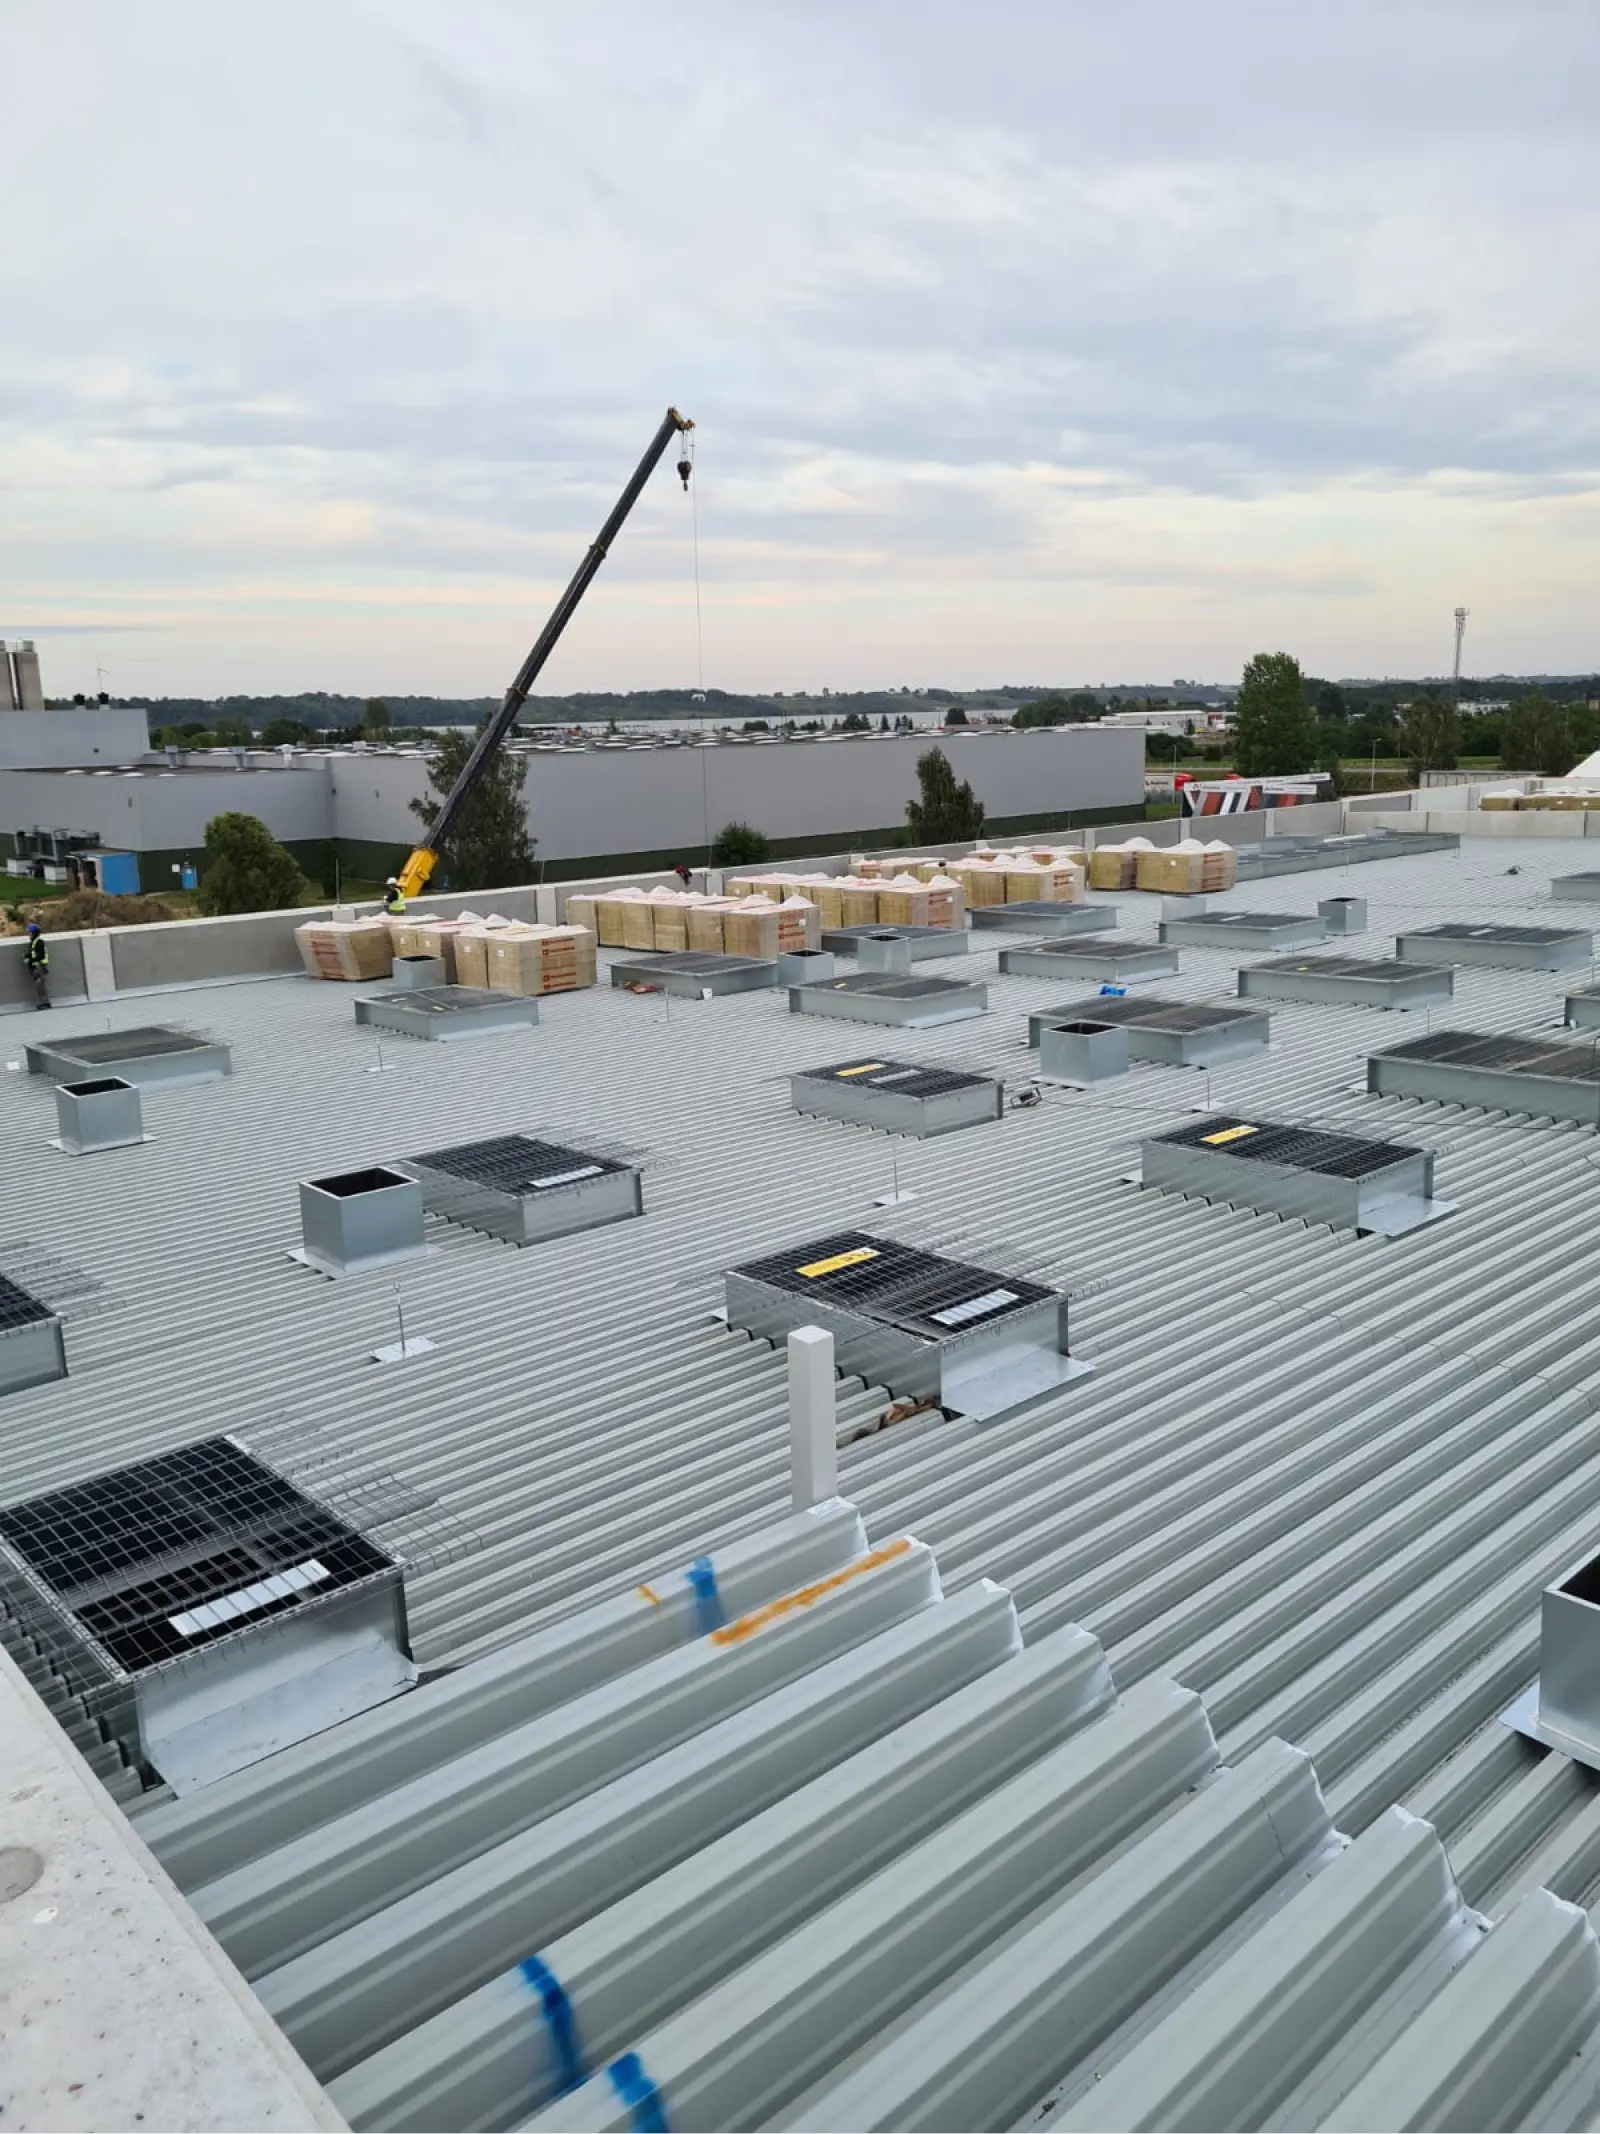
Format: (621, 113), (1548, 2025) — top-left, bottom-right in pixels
(651, 895), (694, 951)
(876, 876), (933, 927)
(485, 924), (597, 996)
(924, 875), (965, 929)
(1135, 843), (1206, 894)
(1088, 839), (1154, 891)
(620, 897), (660, 951)
(775, 895), (822, 952)
(1199, 840), (1237, 891)
(722, 899), (780, 959)
(838, 880), (881, 926)
(295, 919), (395, 981)
(951, 861), (1007, 907)
(594, 892), (647, 947)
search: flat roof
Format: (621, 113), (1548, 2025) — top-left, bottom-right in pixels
(4, 835), (1600, 2115)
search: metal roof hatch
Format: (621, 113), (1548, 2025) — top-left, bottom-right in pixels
(790, 971), (989, 1029)
(403, 1133), (644, 1244)
(25, 1024), (231, 1086)
(790, 1058), (1004, 1138)
(353, 986), (539, 1040)
(0, 1436), (414, 1793)
(724, 1230), (1092, 1419)
(1138, 1116), (1450, 1236)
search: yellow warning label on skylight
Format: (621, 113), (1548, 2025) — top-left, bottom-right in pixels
(835, 1063), (888, 1077)
(797, 1247), (880, 1278)
(1201, 1124), (1260, 1146)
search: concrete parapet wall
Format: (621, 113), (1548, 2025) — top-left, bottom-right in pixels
(0, 1643), (341, 2132)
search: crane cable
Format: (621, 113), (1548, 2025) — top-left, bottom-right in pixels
(687, 428), (712, 865)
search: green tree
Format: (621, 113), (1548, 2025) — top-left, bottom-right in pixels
(409, 720), (536, 890)
(1397, 691), (1461, 780)
(1501, 690), (1573, 776)
(196, 812), (305, 915)
(363, 696), (391, 739)
(711, 821), (772, 866)
(263, 717), (312, 747)
(906, 748), (985, 844)
(212, 714), (254, 746)
(1232, 652), (1318, 776)
(944, 705), (969, 726)
(317, 839), (341, 899)
(1315, 683), (1349, 724)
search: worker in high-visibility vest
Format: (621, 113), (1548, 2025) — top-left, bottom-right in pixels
(383, 878), (406, 917)
(23, 923), (49, 1010)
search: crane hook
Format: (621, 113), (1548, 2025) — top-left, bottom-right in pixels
(676, 452), (693, 491)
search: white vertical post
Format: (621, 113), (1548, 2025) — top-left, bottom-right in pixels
(788, 1324), (837, 1513)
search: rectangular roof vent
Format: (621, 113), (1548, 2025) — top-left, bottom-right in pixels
(1000, 938), (1179, 984)
(1139, 1115), (1448, 1236)
(789, 972), (988, 1029)
(1566, 985), (1600, 1031)
(724, 1230), (1090, 1419)
(353, 985), (539, 1041)
(969, 901), (1118, 936)
(1394, 922), (1592, 971)
(25, 1025), (231, 1086)
(820, 924), (970, 961)
(609, 950), (777, 997)
(1238, 954), (1453, 1011)
(0, 1436), (411, 1792)
(1368, 1029), (1600, 1124)
(404, 1133), (643, 1245)
(1159, 910), (1326, 952)
(0, 1270), (67, 1397)
(1029, 994), (1270, 1065)
(790, 1058), (1003, 1138)
(1551, 873), (1600, 905)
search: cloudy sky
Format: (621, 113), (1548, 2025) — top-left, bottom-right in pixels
(5, 0), (1598, 698)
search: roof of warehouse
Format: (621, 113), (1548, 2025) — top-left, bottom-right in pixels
(4, 834), (1600, 1928)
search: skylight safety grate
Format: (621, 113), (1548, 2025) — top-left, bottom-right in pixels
(0, 1436), (394, 1679)
(408, 1134), (628, 1192)
(1154, 1115), (1424, 1180)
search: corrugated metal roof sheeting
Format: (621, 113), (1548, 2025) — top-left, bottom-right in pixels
(3, 840), (1600, 1932)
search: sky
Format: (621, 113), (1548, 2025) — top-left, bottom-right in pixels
(5, 0), (1599, 699)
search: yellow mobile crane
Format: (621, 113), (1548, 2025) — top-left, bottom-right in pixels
(394, 406), (695, 899)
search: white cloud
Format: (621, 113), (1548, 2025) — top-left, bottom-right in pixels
(3, 0), (1598, 694)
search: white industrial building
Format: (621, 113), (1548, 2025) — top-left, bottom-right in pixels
(4, 719), (1145, 884)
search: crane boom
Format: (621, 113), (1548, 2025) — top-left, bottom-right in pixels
(396, 405), (695, 899)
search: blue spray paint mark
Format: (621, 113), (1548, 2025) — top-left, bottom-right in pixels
(1099, 983), (1128, 996)
(684, 1555), (724, 1636)
(608, 2052), (669, 2132)
(519, 1953), (583, 2095)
